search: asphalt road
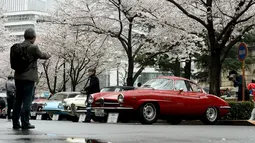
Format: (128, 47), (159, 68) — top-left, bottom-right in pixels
(0, 119), (255, 143)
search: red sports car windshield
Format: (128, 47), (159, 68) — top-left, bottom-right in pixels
(141, 78), (174, 90)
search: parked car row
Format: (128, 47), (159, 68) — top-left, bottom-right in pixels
(0, 76), (231, 125)
(34, 76), (230, 125)
(30, 86), (135, 121)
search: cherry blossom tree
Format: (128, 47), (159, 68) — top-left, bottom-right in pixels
(0, 11), (16, 89)
(166, 0), (255, 95)
(52, 0), (190, 86)
(37, 14), (116, 92)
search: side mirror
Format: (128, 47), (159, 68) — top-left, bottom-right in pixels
(179, 88), (184, 93)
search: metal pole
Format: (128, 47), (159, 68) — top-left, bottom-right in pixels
(242, 61), (245, 101)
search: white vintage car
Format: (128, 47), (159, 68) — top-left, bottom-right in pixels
(63, 86), (135, 122)
(63, 94), (87, 110)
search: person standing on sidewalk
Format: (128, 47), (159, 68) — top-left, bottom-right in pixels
(83, 68), (100, 122)
(10, 28), (51, 130)
(247, 79), (255, 101)
(5, 75), (16, 121)
(228, 70), (250, 101)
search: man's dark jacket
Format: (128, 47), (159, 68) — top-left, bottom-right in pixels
(14, 40), (50, 82)
(84, 74), (100, 95)
(233, 75), (250, 101)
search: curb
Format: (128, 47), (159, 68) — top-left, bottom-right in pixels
(156, 120), (255, 126)
(217, 120), (255, 126)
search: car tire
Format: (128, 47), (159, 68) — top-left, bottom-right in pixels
(71, 116), (79, 122)
(118, 118), (131, 123)
(167, 118), (182, 125)
(92, 116), (107, 123)
(201, 107), (218, 125)
(30, 116), (36, 120)
(138, 102), (158, 125)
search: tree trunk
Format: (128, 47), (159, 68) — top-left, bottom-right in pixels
(209, 48), (221, 96)
(174, 58), (181, 76)
(126, 57), (134, 86)
(63, 60), (66, 91)
(72, 83), (76, 92)
(184, 58), (192, 79)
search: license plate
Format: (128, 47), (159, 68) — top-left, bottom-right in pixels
(31, 112), (36, 116)
(95, 109), (104, 117)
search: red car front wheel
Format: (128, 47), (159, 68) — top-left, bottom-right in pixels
(138, 102), (158, 124)
(201, 107), (219, 125)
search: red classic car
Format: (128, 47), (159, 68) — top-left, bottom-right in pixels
(88, 76), (230, 125)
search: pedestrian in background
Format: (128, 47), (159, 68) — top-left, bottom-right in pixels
(83, 68), (100, 123)
(10, 28), (51, 130)
(5, 75), (16, 121)
(228, 70), (250, 101)
(247, 79), (255, 101)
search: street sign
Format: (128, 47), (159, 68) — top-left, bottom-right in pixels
(36, 114), (42, 120)
(238, 42), (248, 61)
(52, 114), (59, 120)
(107, 113), (119, 123)
(79, 114), (86, 122)
(238, 42), (248, 101)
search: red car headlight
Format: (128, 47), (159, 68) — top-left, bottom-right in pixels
(118, 94), (124, 103)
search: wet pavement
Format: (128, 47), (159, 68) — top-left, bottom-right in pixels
(1, 119), (255, 143)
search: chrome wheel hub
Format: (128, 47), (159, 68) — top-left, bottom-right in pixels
(206, 107), (217, 122)
(143, 103), (156, 121)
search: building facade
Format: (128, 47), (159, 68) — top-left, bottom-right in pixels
(0, 0), (55, 37)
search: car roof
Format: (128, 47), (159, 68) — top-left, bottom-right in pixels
(103, 86), (135, 89)
(55, 92), (80, 95)
(157, 76), (190, 81)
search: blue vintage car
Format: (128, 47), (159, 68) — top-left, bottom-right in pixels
(40, 92), (80, 120)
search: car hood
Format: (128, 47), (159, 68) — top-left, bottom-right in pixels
(44, 101), (62, 107)
(94, 89), (154, 100)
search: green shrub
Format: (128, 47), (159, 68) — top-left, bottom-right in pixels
(221, 101), (254, 120)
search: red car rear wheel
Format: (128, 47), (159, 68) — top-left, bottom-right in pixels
(138, 102), (158, 124)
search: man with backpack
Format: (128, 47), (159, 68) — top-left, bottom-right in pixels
(5, 75), (16, 121)
(10, 28), (51, 130)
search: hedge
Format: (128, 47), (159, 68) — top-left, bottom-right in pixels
(221, 101), (254, 120)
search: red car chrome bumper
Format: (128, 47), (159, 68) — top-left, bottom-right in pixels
(219, 106), (231, 109)
(92, 107), (133, 110)
(219, 105), (231, 117)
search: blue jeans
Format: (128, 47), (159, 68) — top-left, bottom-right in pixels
(13, 80), (35, 127)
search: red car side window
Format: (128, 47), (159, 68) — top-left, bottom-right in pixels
(190, 82), (202, 92)
(175, 80), (188, 91)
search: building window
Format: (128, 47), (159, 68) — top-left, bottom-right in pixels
(6, 25), (35, 32)
(6, 14), (36, 22)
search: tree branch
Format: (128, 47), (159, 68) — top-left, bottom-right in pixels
(217, 0), (255, 41)
(220, 24), (255, 63)
(166, 0), (207, 28)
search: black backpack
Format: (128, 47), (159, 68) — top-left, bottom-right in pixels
(10, 43), (32, 73)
